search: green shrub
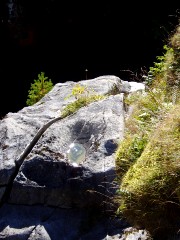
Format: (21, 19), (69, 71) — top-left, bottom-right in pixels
(26, 72), (54, 106)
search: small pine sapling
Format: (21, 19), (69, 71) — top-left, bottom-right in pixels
(26, 72), (54, 106)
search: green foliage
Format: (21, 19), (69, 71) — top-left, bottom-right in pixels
(115, 84), (166, 177)
(26, 72), (54, 106)
(115, 21), (180, 237)
(116, 105), (180, 235)
(61, 83), (105, 118)
(144, 45), (174, 86)
(115, 134), (148, 180)
(64, 83), (89, 100)
(71, 83), (88, 98)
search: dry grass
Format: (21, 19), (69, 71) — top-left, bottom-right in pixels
(115, 20), (180, 238)
(116, 104), (180, 236)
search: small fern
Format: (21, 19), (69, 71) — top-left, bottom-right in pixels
(145, 45), (174, 86)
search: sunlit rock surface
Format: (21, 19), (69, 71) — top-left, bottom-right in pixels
(0, 75), (146, 239)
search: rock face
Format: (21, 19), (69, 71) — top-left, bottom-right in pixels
(8, 93), (125, 208)
(0, 75), (145, 239)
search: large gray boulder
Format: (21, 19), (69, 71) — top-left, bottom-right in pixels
(8, 93), (125, 208)
(0, 75), (146, 239)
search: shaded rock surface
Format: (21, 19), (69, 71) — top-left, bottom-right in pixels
(0, 75), (146, 239)
(0, 203), (129, 240)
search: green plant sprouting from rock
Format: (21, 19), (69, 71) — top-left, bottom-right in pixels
(61, 83), (105, 118)
(26, 72), (54, 106)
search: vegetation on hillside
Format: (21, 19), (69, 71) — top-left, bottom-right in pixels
(115, 20), (180, 238)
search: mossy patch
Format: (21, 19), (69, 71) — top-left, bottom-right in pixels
(117, 104), (180, 235)
(60, 83), (105, 118)
(61, 94), (105, 118)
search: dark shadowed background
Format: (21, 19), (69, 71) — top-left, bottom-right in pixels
(0, 1), (179, 118)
